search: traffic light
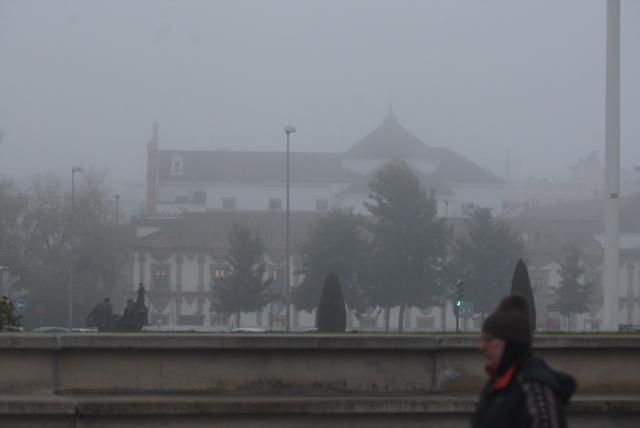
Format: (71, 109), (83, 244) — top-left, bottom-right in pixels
(455, 280), (464, 308)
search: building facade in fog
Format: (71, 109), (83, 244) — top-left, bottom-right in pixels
(130, 210), (467, 331)
(512, 194), (640, 330)
(503, 151), (605, 211)
(145, 112), (504, 218)
(133, 113), (504, 330)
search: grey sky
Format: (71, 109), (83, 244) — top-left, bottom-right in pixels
(1, 0), (638, 194)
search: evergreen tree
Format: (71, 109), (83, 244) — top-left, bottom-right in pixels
(364, 160), (446, 332)
(316, 272), (347, 333)
(556, 244), (591, 330)
(213, 223), (273, 327)
(294, 209), (368, 313)
(510, 259), (536, 332)
(452, 207), (524, 316)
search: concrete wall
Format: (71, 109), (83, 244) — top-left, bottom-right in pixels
(0, 334), (638, 427)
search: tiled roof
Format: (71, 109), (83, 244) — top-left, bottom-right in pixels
(427, 147), (503, 185)
(133, 210), (323, 255)
(343, 113), (432, 159)
(156, 114), (502, 187)
(342, 114), (503, 185)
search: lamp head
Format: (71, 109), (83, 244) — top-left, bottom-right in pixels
(284, 126), (296, 134)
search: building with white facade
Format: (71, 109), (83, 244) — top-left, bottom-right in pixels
(512, 193), (640, 331)
(146, 112), (504, 218)
(133, 113), (505, 330)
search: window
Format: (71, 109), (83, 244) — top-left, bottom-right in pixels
(170, 155), (184, 176)
(222, 197), (236, 210)
(315, 199), (329, 211)
(269, 198), (282, 210)
(214, 269), (225, 281)
(151, 264), (170, 289)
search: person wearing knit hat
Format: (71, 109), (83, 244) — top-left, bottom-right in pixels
(471, 294), (576, 428)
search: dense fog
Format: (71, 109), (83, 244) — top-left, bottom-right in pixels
(1, 0), (639, 207)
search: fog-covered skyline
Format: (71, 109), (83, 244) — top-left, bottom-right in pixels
(1, 0), (639, 193)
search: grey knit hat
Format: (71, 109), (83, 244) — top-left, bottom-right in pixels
(482, 294), (532, 345)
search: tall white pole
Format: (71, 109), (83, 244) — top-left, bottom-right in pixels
(284, 126), (296, 332)
(286, 131), (290, 332)
(68, 167), (83, 329)
(603, 0), (621, 331)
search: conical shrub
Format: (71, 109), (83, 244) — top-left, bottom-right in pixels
(510, 259), (536, 332)
(316, 273), (347, 333)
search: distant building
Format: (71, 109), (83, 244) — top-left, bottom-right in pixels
(145, 112), (504, 218)
(504, 151), (604, 211)
(511, 193), (640, 330)
(134, 112), (505, 330)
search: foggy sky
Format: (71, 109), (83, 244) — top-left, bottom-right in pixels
(1, 0), (639, 198)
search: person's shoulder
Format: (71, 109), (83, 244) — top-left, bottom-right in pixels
(519, 355), (576, 404)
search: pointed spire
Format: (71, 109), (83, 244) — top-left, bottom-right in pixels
(384, 98), (397, 124)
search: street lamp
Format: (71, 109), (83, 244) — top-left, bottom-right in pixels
(68, 166), (83, 330)
(284, 125), (296, 332)
(439, 198), (449, 332)
(113, 194), (120, 226)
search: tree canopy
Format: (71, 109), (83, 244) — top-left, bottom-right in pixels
(294, 209), (368, 313)
(212, 222), (274, 327)
(364, 160), (446, 331)
(556, 244), (591, 327)
(452, 206), (524, 315)
(0, 170), (127, 328)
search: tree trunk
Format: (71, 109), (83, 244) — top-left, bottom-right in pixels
(384, 306), (390, 332)
(398, 302), (406, 333)
(441, 303), (447, 332)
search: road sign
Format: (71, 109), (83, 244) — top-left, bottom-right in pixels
(460, 301), (474, 319)
(14, 298), (26, 312)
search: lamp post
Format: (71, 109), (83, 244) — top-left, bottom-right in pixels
(112, 194), (120, 306)
(441, 199), (449, 332)
(284, 125), (296, 332)
(68, 166), (84, 330)
(113, 194), (120, 226)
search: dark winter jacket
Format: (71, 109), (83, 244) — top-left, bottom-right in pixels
(471, 354), (576, 428)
